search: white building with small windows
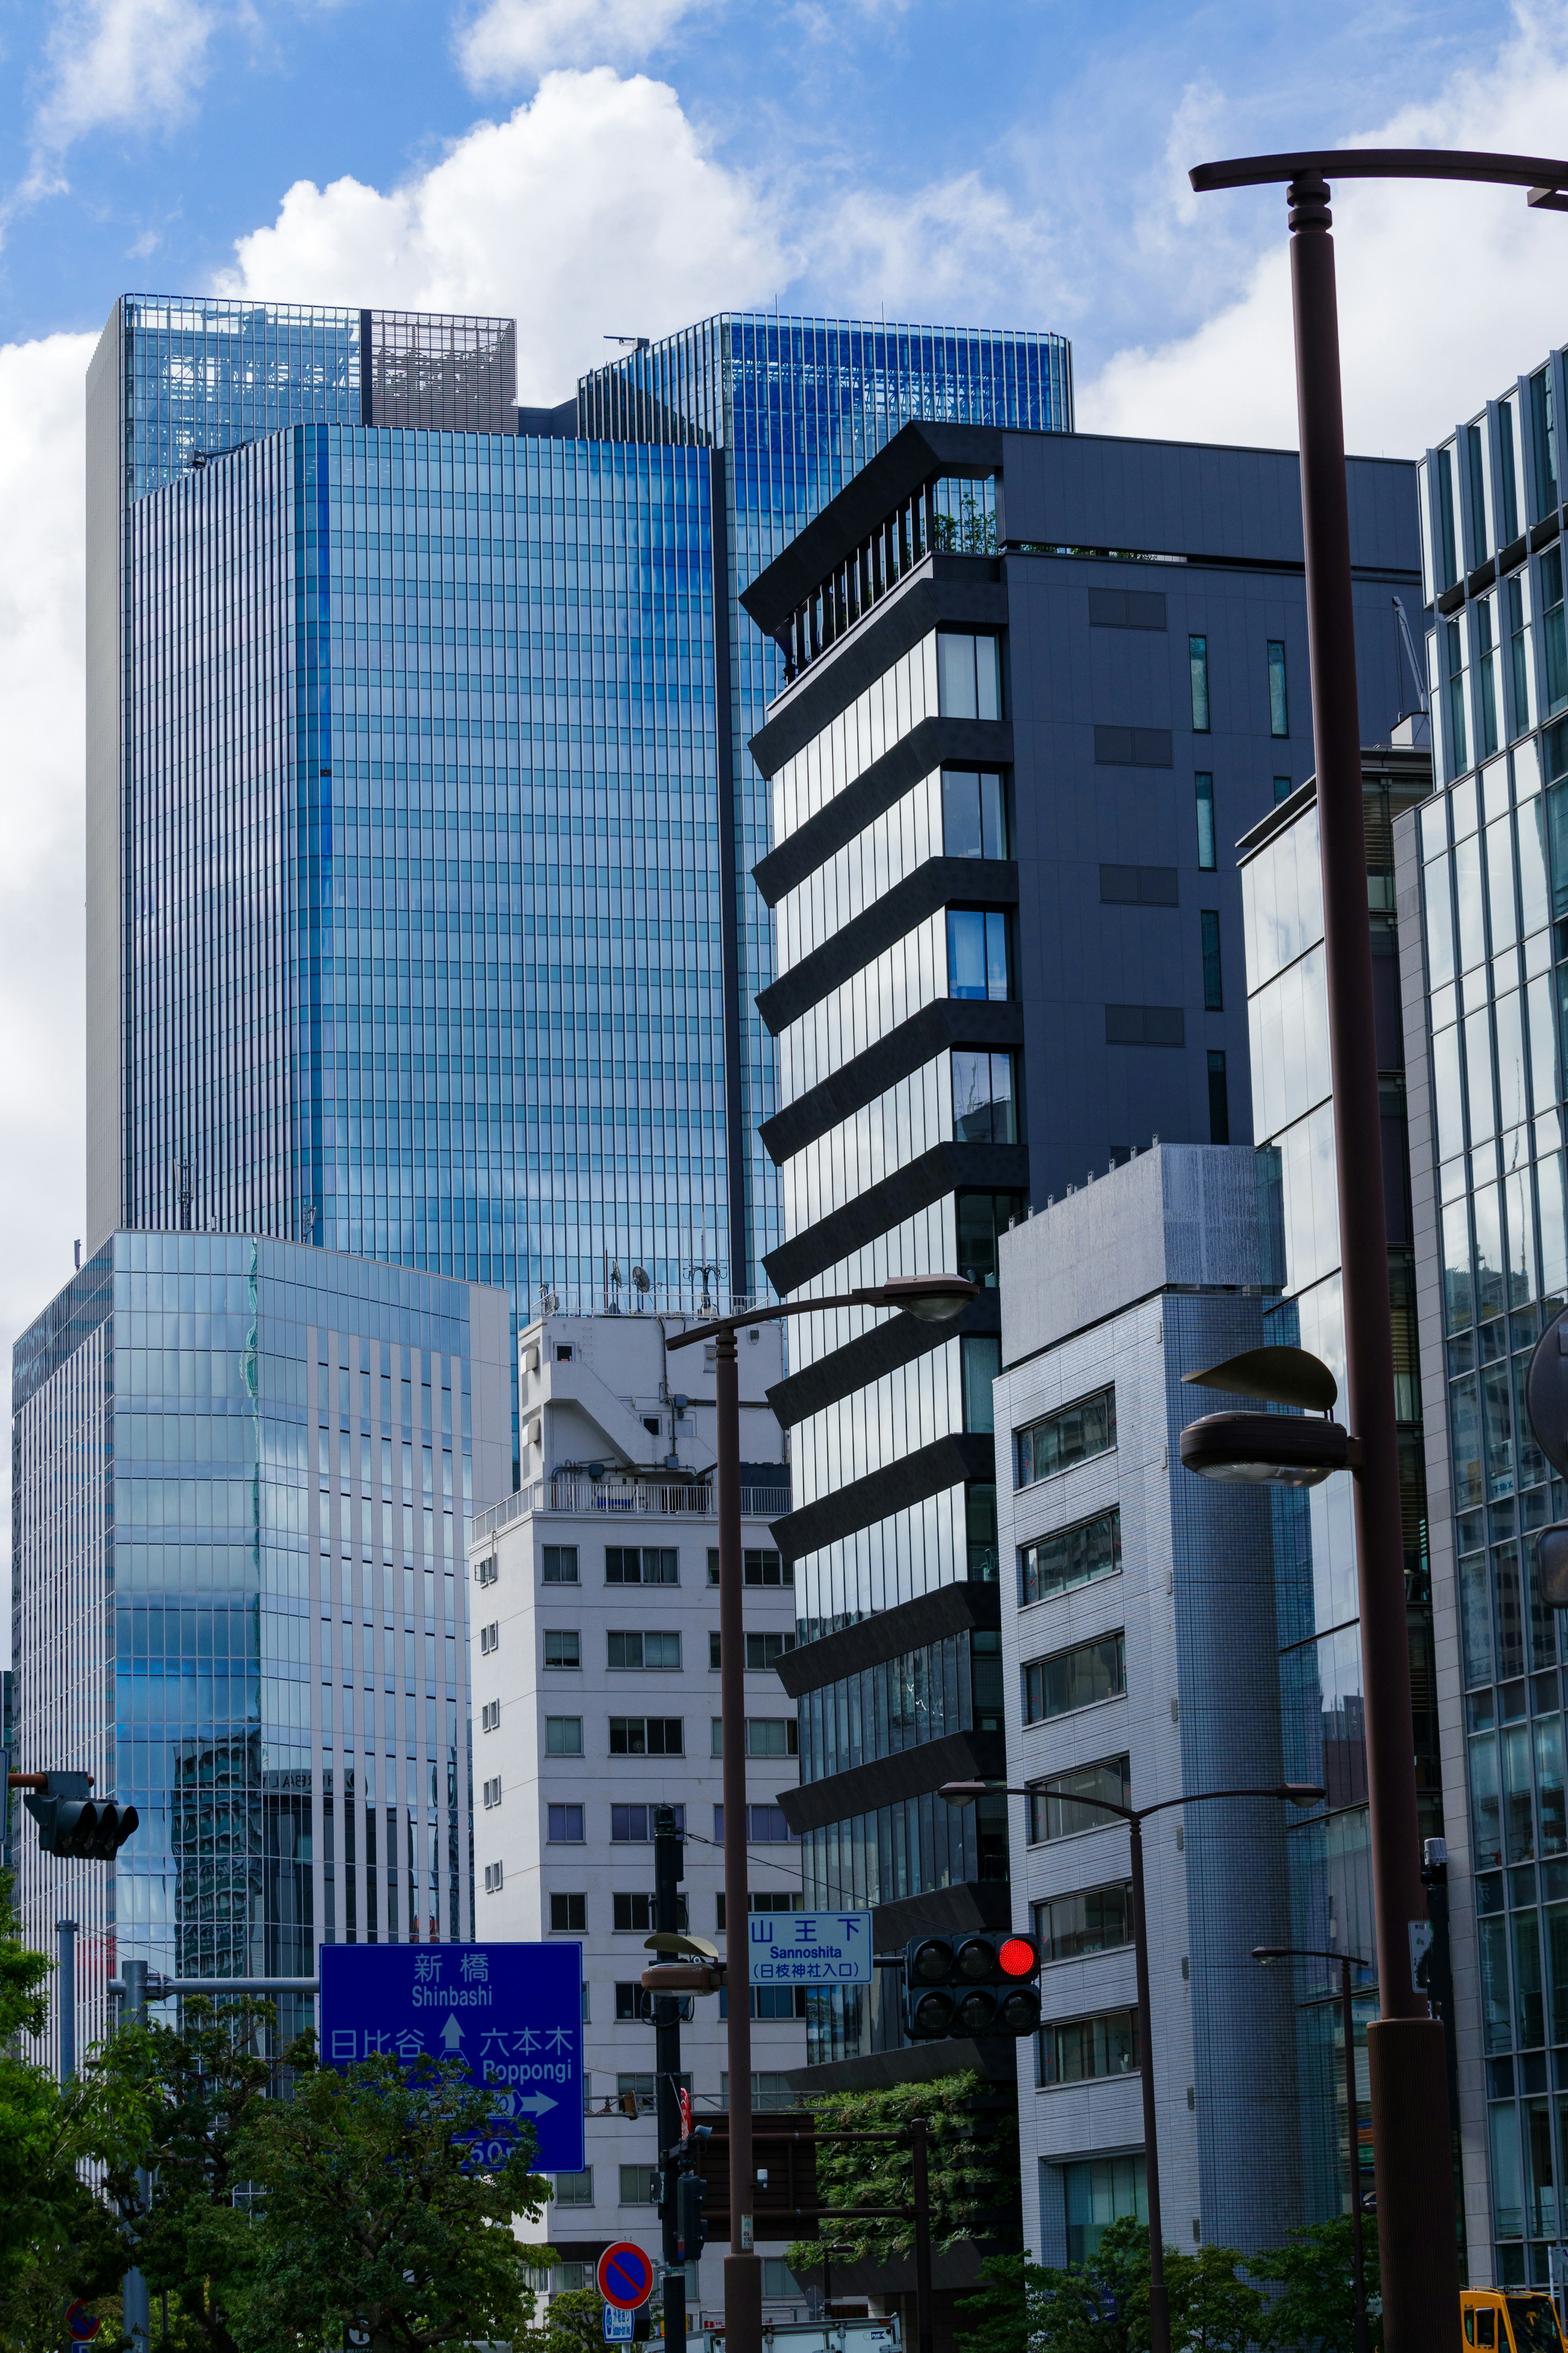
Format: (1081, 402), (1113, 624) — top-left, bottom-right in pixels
(468, 1306), (806, 2321)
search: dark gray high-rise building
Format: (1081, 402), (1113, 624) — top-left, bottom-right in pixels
(740, 418), (1421, 2083)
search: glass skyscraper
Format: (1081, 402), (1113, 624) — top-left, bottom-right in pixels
(578, 316), (1073, 1294)
(11, 1232), (511, 2062)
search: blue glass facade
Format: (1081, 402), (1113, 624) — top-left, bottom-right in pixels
(97, 311), (731, 1331)
(10, 1231), (510, 2066)
(579, 315), (1073, 1294)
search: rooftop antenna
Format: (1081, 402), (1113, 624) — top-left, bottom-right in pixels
(605, 1252), (623, 1315)
(686, 1260), (719, 1315)
(631, 1266), (652, 1312)
(605, 335), (650, 353)
(1392, 595), (1430, 716)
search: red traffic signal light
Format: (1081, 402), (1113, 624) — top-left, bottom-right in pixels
(902, 1929), (1042, 2041)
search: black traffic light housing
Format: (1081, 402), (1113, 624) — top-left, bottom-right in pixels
(19, 1771), (139, 1861)
(658, 2124), (710, 2258)
(902, 1929), (1043, 2041)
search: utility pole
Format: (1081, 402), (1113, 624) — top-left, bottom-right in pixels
(57, 1919), (76, 2085)
(122, 1960), (151, 2353)
(655, 1805), (686, 2353)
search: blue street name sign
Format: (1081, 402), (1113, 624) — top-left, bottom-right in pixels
(604, 2308), (635, 2342)
(318, 1941), (585, 2170)
(747, 1910), (873, 1986)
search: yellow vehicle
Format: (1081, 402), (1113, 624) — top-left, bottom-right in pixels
(1461, 2291), (1568, 2353)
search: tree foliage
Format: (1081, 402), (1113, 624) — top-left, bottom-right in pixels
(785, 2071), (1020, 2273)
(955, 2212), (1383, 2353)
(228, 2039), (550, 2353)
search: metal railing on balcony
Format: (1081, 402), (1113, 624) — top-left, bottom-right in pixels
(471, 1477), (792, 1542)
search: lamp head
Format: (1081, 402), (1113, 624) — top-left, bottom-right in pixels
(939, 1779), (994, 1808)
(868, 1274), (978, 1323)
(1278, 1783), (1326, 1806)
(1252, 1945), (1291, 1964)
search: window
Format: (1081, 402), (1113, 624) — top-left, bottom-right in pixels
(747, 1719), (802, 1759)
(481, 1699), (500, 1733)
(1039, 2007), (1140, 2086)
(720, 1985), (809, 2020)
(1209, 1049), (1229, 1144)
(608, 1630), (682, 1670)
(612, 1892), (690, 1933)
(1194, 773), (1215, 870)
(1436, 445), (1459, 588)
(547, 1806), (584, 1843)
(611, 1804), (686, 1843)
(546, 1717), (583, 1755)
(1509, 572), (1536, 737)
(483, 1861), (504, 1893)
(1035, 1881), (1135, 1964)
(717, 1892), (804, 1929)
(1467, 419), (1490, 562)
(607, 1547), (679, 1585)
(1267, 640), (1289, 736)
(1023, 1633), (1127, 1724)
(968, 1483), (999, 1581)
(1189, 634), (1210, 732)
(710, 1631), (723, 1669)
(763, 2262), (802, 2299)
(1064, 2155), (1147, 2267)
(1028, 1754), (1131, 1844)
(711, 1548), (791, 1586)
(480, 1621), (499, 1655)
(937, 632), (1002, 720)
(543, 1546), (579, 1584)
(476, 1554), (497, 1588)
(1532, 366), (1558, 517)
(555, 1343), (575, 1363)
(947, 907), (1009, 1001)
(1020, 1508), (1122, 1605)
(953, 1048), (1016, 1143)
(1016, 1387), (1116, 1485)
(552, 2170), (594, 2206)
(1543, 549), (1568, 719)
(962, 1335), (1002, 1434)
(610, 1717), (684, 1756)
(615, 1982), (656, 2022)
(1200, 910), (1224, 1010)
(714, 1805), (796, 1842)
(720, 2070), (797, 2112)
(483, 1776), (502, 1809)
(1501, 398), (1522, 544)
(551, 1893), (587, 1932)
(1446, 616), (1470, 769)
(942, 769), (1008, 858)
(956, 1191), (1024, 1289)
(747, 1631), (797, 1670)
(544, 1630), (581, 1669)
(620, 2166), (659, 2206)
(617, 2073), (664, 2115)
(1273, 774), (1292, 805)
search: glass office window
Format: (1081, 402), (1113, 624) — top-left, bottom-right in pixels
(1501, 398), (1523, 545)
(543, 1547), (579, 1584)
(1038, 2007), (1140, 2086)
(1027, 1755), (1131, 1844)
(955, 1191), (1022, 1288)
(1541, 550), (1568, 719)
(606, 1548), (679, 1586)
(1063, 2155), (1147, 2267)
(1201, 910), (1224, 1009)
(1208, 1048), (1230, 1144)
(947, 908), (1010, 1000)
(1189, 636), (1210, 733)
(1448, 618), (1471, 774)
(1436, 444), (1460, 587)
(1469, 421), (1492, 562)
(962, 1336), (1002, 1433)
(943, 770), (1008, 859)
(1035, 1880), (1134, 1963)
(1273, 774), (1293, 804)
(1020, 1508), (1122, 1605)
(1532, 367), (1559, 517)
(1195, 773), (1216, 869)
(1509, 573), (1536, 739)
(1269, 640), (1290, 736)
(936, 633), (1002, 720)
(1478, 596), (1501, 759)
(1016, 1388), (1116, 1485)
(1022, 1633), (1126, 1723)
(953, 1049), (1016, 1143)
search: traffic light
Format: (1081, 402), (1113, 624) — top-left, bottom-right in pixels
(902, 1929), (1042, 2040)
(675, 2172), (707, 2262)
(19, 1772), (139, 1862)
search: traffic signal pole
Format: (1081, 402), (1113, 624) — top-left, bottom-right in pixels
(1128, 1815), (1167, 2353)
(57, 1919), (76, 2085)
(654, 1807), (686, 2353)
(122, 1959), (151, 2353)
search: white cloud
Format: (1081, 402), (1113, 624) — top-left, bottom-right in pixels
(457, 0), (712, 88)
(219, 68), (786, 401)
(1083, 5), (1568, 455)
(34, 0), (215, 149)
(0, 332), (94, 1617)
(823, 172), (1057, 324)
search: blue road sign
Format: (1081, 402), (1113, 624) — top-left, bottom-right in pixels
(604, 2307), (635, 2342)
(318, 1941), (585, 2170)
(748, 1910), (873, 1985)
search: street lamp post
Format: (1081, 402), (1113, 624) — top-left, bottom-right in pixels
(1185, 143), (1568, 2353)
(941, 1777), (1323, 2353)
(1254, 1944), (1373, 2353)
(668, 1272), (977, 2353)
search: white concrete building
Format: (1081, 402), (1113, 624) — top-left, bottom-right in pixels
(468, 1306), (807, 2321)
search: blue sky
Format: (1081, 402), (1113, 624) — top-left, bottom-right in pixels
(4, 0), (1568, 1611)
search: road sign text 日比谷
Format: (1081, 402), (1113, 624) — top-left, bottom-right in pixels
(748, 1911), (873, 1986)
(318, 1942), (584, 2170)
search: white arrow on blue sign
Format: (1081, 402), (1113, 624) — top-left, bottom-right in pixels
(318, 1941), (585, 2170)
(747, 1910), (873, 1986)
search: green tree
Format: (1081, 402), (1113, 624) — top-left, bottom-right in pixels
(955, 2217), (1267, 2353)
(1253, 2215), (1381, 2353)
(952, 2252), (1054, 2353)
(528, 2286), (619, 2353)
(785, 2071), (1020, 2273)
(228, 2043), (550, 2353)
